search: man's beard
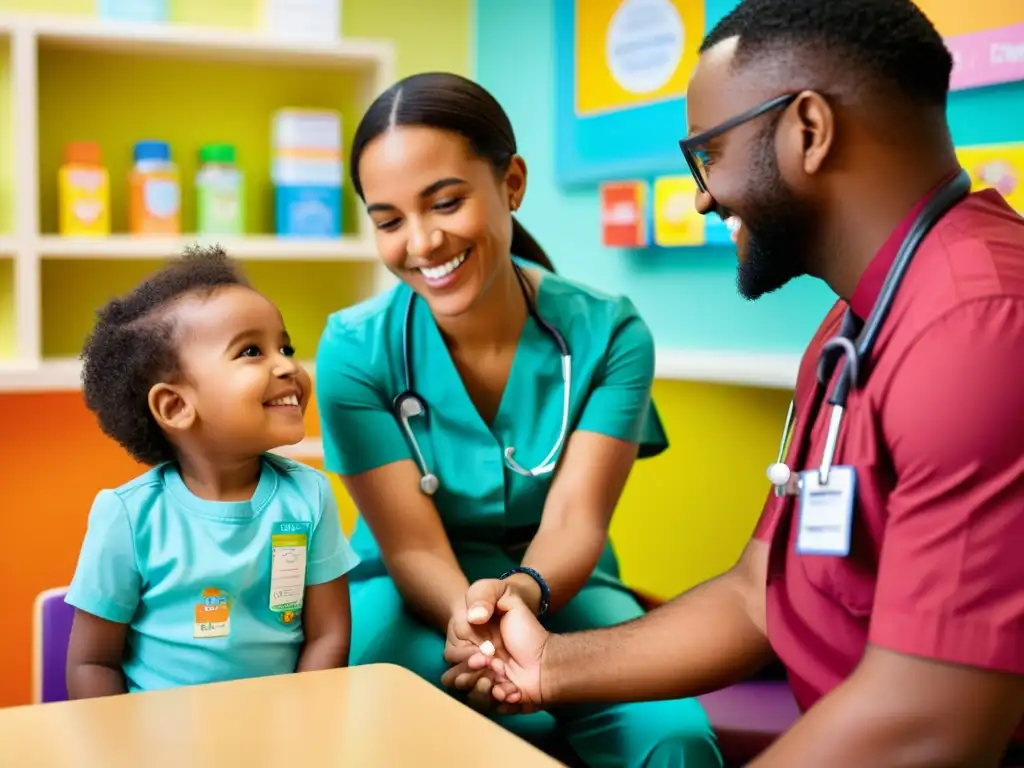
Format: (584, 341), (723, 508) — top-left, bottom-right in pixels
(735, 134), (819, 301)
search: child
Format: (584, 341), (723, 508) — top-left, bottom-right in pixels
(65, 246), (359, 699)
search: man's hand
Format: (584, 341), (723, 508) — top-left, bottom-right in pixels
(443, 589), (550, 714)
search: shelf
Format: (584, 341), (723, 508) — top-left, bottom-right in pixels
(654, 348), (801, 391)
(36, 234), (378, 262)
(0, 13), (393, 71)
(0, 357), (81, 392)
(0, 236), (15, 255)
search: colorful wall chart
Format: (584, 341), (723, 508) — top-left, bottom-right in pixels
(555, 0), (721, 186)
(915, 1), (1024, 92)
(574, 0), (701, 117)
(956, 141), (1024, 213)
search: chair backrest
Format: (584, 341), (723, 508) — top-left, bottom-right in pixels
(32, 587), (74, 704)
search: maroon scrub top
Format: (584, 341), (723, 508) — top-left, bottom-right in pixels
(755, 186), (1024, 718)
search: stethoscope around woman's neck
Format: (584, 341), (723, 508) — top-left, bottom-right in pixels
(767, 169), (972, 496)
(392, 263), (573, 496)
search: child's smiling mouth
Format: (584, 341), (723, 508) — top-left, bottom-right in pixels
(265, 393), (301, 409)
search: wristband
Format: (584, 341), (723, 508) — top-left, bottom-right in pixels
(499, 565), (550, 617)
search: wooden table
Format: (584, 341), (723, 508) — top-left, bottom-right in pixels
(0, 663), (564, 767)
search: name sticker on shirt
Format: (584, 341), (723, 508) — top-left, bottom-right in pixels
(270, 521), (309, 622)
(796, 466), (857, 557)
(194, 587), (231, 639)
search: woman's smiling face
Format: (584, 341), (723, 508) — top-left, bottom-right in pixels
(357, 125), (526, 319)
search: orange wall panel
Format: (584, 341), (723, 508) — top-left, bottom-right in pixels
(0, 392), (145, 708)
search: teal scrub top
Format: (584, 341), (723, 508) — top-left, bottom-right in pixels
(315, 266), (667, 582)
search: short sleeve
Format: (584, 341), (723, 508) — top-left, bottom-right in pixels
(306, 472), (361, 586)
(315, 316), (412, 476)
(869, 298), (1024, 674)
(65, 490), (141, 624)
(576, 308), (667, 457)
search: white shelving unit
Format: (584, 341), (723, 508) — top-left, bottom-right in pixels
(35, 233), (379, 261)
(0, 12), (395, 392)
(655, 349), (800, 390)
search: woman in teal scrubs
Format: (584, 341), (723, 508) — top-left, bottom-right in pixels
(315, 72), (721, 768)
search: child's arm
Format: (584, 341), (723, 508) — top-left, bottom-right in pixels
(296, 473), (361, 672)
(64, 490), (141, 699)
(67, 611), (130, 697)
(296, 576), (352, 671)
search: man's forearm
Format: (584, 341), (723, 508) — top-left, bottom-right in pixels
(67, 663), (127, 700)
(541, 570), (774, 705)
(390, 549), (470, 632)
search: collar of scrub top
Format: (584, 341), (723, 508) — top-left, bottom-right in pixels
(767, 169), (973, 497)
(393, 262), (573, 494)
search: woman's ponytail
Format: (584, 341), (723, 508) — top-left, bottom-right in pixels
(511, 217), (555, 273)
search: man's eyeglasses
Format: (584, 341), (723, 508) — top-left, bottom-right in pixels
(679, 93), (799, 194)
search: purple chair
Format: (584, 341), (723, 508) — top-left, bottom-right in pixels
(32, 587), (75, 704)
(697, 681), (801, 766)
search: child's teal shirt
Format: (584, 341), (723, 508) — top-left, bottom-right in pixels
(65, 454), (360, 692)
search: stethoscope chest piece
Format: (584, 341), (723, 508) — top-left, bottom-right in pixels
(394, 390), (427, 420)
(419, 473), (439, 496)
(393, 389), (439, 496)
(767, 462), (791, 488)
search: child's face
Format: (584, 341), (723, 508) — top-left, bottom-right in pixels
(158, 285), (312, 457)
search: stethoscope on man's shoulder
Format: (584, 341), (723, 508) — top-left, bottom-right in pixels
(767, 169), (972, 497)
(392, 263), (572, 496)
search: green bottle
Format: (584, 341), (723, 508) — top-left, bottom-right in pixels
(196, 143), (244, 236)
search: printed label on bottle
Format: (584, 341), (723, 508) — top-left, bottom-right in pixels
(144, 179), (180, 219)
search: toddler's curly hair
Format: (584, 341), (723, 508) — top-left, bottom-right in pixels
(81, 245), (250, 465)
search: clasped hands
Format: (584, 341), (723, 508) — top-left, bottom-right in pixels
(441, 577), (548, 714)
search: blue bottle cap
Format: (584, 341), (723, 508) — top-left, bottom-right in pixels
(133, 140), (171, 163)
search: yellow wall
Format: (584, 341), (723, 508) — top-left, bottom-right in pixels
(612, 379), (790, 597)
(41, 259), (376, 358)
(0, 258), (11, 358)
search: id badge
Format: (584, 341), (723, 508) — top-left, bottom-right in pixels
(270, 521), (309, 623)
(796, 466), (856, 557)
